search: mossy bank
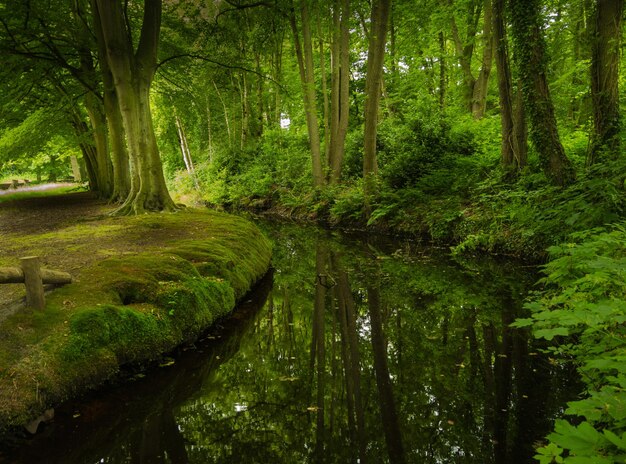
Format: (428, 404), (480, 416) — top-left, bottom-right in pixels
(0, 206), (271, 434)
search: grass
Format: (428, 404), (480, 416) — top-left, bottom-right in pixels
(0, 184), (83, 204)
(0, 207), (272, 433)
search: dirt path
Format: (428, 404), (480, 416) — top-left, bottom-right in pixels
(0, 190), (114, 318)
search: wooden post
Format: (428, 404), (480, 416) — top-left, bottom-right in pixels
(20, 256), (45, 310)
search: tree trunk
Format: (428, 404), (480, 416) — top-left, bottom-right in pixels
(449, 0), (482, 112)
(93, 0), (176, 214)
(471, 0), (494, 119)
(92, 3), (131, 203)
(509, 0), (575, 186)
(588, 0), (624, 164)
(289, 0), (325, 187)
(83, 94), (113, 198)
(439, 31), (446, 111)
(363, 0), (391, 201)
(69, 110), (99, 193)
(174, 113), (199, 190)
(493, 0), (519, 174)
(328, 0), (350, 184)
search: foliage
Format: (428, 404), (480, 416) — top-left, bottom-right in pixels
(513, 223), (626, 462)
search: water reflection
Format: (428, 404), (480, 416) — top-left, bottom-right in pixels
(0, 224), (577, 463)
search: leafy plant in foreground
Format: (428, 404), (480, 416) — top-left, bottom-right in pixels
(514, 224), (626, 462)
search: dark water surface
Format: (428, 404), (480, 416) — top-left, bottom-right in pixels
(1, 221), (578, 463)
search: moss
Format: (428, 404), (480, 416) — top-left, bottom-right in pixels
(0, 208), (272, 433)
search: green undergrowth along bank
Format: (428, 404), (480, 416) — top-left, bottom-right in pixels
(513, 224), (626, 462)
(171, 119), (625, 261)
(0, 209), (271, 433)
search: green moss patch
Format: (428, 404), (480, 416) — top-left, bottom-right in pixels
(0, 208), (271, 432)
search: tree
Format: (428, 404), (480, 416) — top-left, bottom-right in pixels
(447, 0), (494, 118)
(509, 0), (575, 186)
(0, 0), (116, 198)
(289, 0), (325, 187)
(328, 0), (351, 184)
(588, 0), (624, 164)
(493, 0), (526, 174)
(363, 0), (392, 198)
(93, 0), (176, 214)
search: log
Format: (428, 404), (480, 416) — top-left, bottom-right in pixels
(0, 267), (24, 283)
(21, 257), (45, 310)
(0, 267), (72, 285)
(41, 269), (72, 285)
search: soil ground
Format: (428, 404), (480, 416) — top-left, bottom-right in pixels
(0, 190), (112, 319)
(0, 188), (217, 322)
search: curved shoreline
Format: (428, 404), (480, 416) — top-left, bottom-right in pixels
(0, 208), (272, 434)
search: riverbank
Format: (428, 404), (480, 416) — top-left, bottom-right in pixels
(171, 159), (626, 460)
(0, 191), (272, 434)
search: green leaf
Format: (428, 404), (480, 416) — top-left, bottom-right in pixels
(603, 430), (626, 451)
(535, 327), (569, 340)
(549, 420), (607, 456)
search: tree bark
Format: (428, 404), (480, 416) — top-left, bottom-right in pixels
(588, 0), (624, 164)
(91, 1), (130, 203)
(471, 0), (494, 119)
(83, 93), (114, 199)
(509, 0), (575, 186)
(449, 0), (482, 112)
(93, 0), (176, 214)
(363, 0), (391, 200)
(493, 0), (524, 174)
(289, 0), (325, 187)
(328, 0), (350, 184)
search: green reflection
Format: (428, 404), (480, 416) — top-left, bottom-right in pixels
(2, 223), (577, 463)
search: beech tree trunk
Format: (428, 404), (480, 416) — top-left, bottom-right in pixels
(510, 0), (575, 186)
(92, 3), (130, 203)
(93, 0), (176, 214)
(70, 112), (99, 192)
(72, 0), (114, 199)
(328, 0), (350, 184)
(449, 0), (482, 112)
(363, 0), (391, 198)
(493, 0), (526, 174)
(174, 113), (199, 190)
(83, 94), (114, 199)
(471, 0), (494, 119)
(588, 0), (624, 164)
(289, 0), (325, 187)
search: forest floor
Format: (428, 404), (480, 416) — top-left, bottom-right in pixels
(0, 190), (112, 321)
(0, 188), (272, 433)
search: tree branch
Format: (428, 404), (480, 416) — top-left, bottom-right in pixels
(156, 53), (286, 92)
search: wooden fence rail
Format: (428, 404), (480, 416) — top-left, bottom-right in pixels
(0, 257), (72, 310)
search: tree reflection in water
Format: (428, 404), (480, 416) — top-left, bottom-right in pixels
(2, 224), (578, 463)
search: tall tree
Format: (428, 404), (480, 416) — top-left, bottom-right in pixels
(328, 0), (351, 184)
(510, 0), (575, 186)
(493, 0), (526, 174)
(588, 0), (624, 164)
(448, 0), (494, 117)
(93, 0), (176, 214)
(289, 0), (325, 187)
(363, 0), (391, 199)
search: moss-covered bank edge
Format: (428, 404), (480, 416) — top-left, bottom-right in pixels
(0, 213), (272, 435)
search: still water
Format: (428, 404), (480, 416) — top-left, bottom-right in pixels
(1, 221), (577, 463)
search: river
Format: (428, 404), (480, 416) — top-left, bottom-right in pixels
(1, 220), (577, 463)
